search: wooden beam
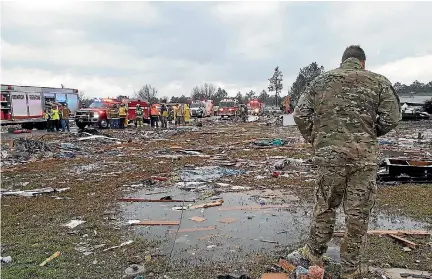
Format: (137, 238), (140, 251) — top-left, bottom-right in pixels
(388, 234), (418, 249)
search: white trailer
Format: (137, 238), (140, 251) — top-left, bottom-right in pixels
(1, 84), (79, 130)
(190, 100), (214, 118)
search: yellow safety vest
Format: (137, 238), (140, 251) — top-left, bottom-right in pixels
(51, 109), (60, 120)
(119, 107), (126, 116)
(44, 111), (51, 120)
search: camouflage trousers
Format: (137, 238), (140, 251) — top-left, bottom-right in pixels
(306, 164), (378, 273)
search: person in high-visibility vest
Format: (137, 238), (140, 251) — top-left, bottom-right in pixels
(150, 104), (160, 128)
(119, 104), (127, 129)
(135, 104), (144, 129)
(51, 105), (60, 132)
(183, 104), (190, 124)
(160, 103), (168, 128)
(44, 107), (53, 132)
(109, 104), (120, 129)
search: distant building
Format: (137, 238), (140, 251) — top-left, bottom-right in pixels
(399, 93), (432, 106)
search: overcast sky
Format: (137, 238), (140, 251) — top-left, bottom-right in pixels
(2, 1), (431, 98)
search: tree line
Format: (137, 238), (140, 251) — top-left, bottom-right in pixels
(78, 65), (432, 108)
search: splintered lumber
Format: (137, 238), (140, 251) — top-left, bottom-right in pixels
(388, 234), (418, 249)
(218, 205), (291, 211)
(190, 200), (224, 209)
(131, 221), (180, 226)
(117, 198), (194, 203)
(39, 251), (61, 267)
(169, 226), (216, 234)
(279, 259), (296, 273)
(333, 230), (431, 237)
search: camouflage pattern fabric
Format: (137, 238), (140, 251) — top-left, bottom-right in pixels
(293, 57), (401, 275)
(294, 57), (401, 166)
(307, 165), (377, 274)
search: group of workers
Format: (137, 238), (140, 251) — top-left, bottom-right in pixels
(44, 103), (71, 132)
(107, 103), (129, 129)
(106, 102), (191, 129)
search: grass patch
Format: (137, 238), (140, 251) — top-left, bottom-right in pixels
(376, 184), (432, 223)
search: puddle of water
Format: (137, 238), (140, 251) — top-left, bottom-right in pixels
(178, 166), (245, 182)
(120, 187), (429, 265)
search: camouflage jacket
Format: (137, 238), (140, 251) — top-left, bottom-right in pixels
(293, 58), (401, 165)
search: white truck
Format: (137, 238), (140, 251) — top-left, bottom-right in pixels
(190, 100), (214, 118)
(0, 84), (79, 130)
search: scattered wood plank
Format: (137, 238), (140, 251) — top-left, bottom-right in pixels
(190, 216), (206, 222)
(117, 198), (194, 203)
(39, 251), (61, 267)
(388, 234), (418, 249)
(190, 200), (224, 209)
(169, 226), (216, 234)
(261, 273), (288, 279)
(131, 221), (180, 226)
(218, 205), (291, 211)
(151, 176), (169, 181)
(217, 217), (236, 224)
(333, 230), (431, 237)
(279, 259), (296, 273)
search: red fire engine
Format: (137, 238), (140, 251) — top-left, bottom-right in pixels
(217, 98), (239, 118)
(75, 97), (150, 129)
(247, 99), (264, 115)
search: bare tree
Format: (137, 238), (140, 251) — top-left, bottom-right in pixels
(78, 91), (92, 108)
(191, 83), (217, 100)
(134, 84), (159, 103)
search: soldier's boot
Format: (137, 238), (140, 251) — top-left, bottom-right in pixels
(285, 245), (324, 267)
(286, 246), (341, 269)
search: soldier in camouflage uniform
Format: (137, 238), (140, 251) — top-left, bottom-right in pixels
(289, 45), (401, 278)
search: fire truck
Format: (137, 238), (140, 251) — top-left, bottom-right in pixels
(190, 100), (214, 118)
(75, 98), (150, 129)
(217, 98), (239, 118)
(0, 84), (79, 130)
(247, 99), (264, 115)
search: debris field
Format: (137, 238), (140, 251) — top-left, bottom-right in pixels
(1, 118), (432, 279)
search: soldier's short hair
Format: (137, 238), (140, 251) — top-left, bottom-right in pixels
(342, 45), (366, 62)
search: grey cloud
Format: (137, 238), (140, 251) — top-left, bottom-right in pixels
(1, 1), (431, 97)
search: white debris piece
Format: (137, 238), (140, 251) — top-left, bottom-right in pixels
(102, 240), (134, 252)
(63, 220), (86, 229)
(1, 256), (12, 263)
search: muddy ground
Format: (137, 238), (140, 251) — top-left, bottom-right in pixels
(1, 118), (431, 279)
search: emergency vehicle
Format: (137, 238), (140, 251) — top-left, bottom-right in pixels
(75, 98), (150, 129)
(247, 99), (264, 115)
(190, 100), (214, 118)
(217, 98), (239, 118)
(0, 84), (79, 130)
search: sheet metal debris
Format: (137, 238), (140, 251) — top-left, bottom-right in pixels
(1, 187), (70, 197)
